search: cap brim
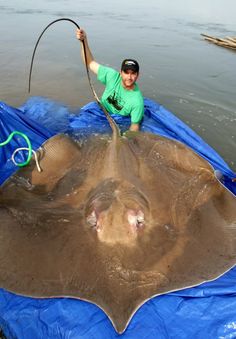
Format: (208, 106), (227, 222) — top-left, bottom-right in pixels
(122, 66), (139, 72)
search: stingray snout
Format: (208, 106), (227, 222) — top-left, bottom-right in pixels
(86, 203), (146, 245)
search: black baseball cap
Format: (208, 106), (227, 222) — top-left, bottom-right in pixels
(121, 59), (139, 73)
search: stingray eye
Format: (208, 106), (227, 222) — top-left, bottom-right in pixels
(86, 211), (97, 229)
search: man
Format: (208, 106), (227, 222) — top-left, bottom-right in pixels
(76, 29), (144, 131)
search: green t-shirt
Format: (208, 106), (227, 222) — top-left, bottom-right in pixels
(97, 65), (144, 124)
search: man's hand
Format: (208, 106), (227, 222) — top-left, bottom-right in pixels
(76, 28), (86, 41)
(129, 123), (140, 132)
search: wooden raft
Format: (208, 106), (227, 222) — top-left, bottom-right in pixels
(201, 34), (236, 50)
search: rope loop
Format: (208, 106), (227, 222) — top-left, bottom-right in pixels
(0, 131), (32, 167)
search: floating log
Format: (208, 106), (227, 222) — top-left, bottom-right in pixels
(201, 33), (236, 50)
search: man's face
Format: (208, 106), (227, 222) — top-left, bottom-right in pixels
(120, 69), (139, 90)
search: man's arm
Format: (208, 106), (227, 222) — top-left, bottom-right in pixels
(76, 29), (100, 75)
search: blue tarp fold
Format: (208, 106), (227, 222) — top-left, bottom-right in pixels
(0, 97), (235, 338)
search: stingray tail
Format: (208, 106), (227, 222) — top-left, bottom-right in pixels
(97, 100), (121, 140)
(28, 18), (121, 140)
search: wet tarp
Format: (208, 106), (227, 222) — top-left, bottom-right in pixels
(0, 97), (235, 338)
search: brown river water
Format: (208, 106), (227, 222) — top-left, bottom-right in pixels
(0, 0), (235, 170)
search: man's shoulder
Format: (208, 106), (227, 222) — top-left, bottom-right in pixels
(97, 65), (120, 84)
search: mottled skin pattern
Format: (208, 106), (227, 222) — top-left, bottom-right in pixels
(0, 132), (236, 333)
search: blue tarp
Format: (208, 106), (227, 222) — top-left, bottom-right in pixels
(0, 97), (236, 338)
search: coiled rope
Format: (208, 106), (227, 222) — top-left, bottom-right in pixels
(11, 147), (41, 172)
(0, 131), (40, 168)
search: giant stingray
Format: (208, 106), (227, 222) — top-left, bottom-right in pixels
(1, 18), (236, 334)
(0, 115), (236, 333)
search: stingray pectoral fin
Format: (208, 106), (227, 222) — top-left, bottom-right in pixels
(126, 131), (214, 175)
(14, 134), (82, 192)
